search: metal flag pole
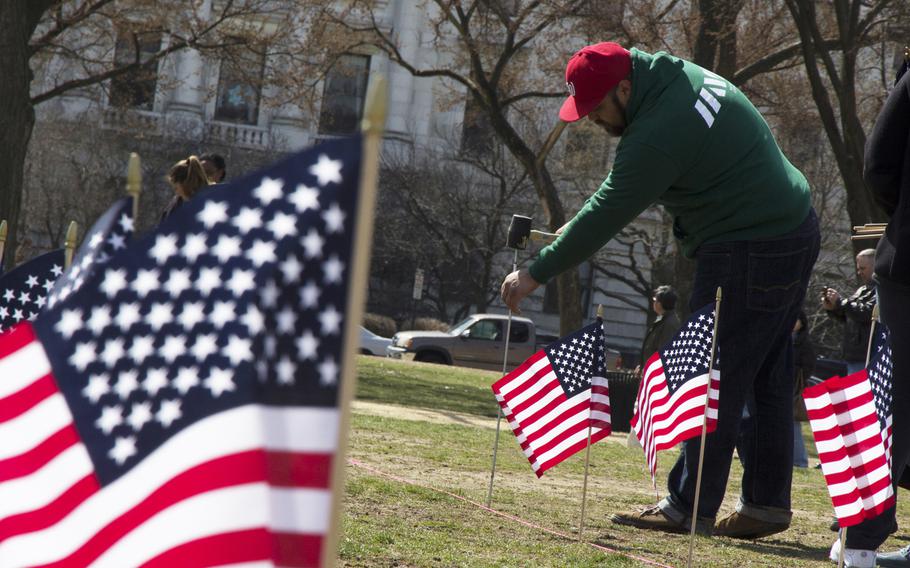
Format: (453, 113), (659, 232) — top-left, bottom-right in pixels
(578, 304), (605, 539)
(837, 304), (881, 567)
(64, 221), (78, 271)
(126, 152), (142, 223)
(486, 254), (518, 507)
(0, 220), (7, 269)
(686, 287), (722, 568)
(486, 214), (533, 507)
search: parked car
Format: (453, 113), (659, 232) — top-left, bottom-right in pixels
(359, 326), (392, 356)
(387, 314), (621, 372)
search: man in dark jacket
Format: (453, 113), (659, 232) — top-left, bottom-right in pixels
(639, 285), (681, 367)
(840, 57), (910, 568)
(821, 249), (876, 375)
(501, 42), (820, 539)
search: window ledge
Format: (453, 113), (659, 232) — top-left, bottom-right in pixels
(205, 121), (270, 149)
(102, 107), (164, 135)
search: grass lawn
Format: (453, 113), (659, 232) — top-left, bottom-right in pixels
(339, 356), (910, 567)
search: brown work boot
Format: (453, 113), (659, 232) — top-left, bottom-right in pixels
(610, 505), (714, 535)
(714, 511), (789, 539)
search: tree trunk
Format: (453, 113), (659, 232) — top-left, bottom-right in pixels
(0, 4), (40, 269)
(485, 105), (584, 334)
(785, 0), (887, 254)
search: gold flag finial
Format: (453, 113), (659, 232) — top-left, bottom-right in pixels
(361, 76), (387, 136)
(596, 304), (604, 319)
(126, 152), (141, 222)
(64, 221), (79, 270)
(0, 220), (7, 244)
(0, 220), (7, 267)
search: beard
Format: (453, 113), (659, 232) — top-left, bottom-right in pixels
(596, 90), (627, 137)
(598, 121), (625, 137)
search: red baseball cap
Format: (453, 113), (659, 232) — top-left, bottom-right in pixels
(559, 42), (632, 122)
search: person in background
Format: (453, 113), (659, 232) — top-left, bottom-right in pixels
(160, 155), (212, 223)
(791, 311), (814, 469)
(638, 285), (681, 372)
(821, 249), (877, 375)
(628, 285), (681, 449)
(837, 52), (910, 568)
(200, 152), (227, 184)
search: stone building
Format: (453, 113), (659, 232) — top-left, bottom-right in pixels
(23, 0), (658, 357)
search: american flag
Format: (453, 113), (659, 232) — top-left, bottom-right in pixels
(630, 303), (720, 482)
(0, 249), (64, 333)
(804, 323), (894, 526)
(48, 196), (134, 309)
(0, 136), (364, 566)
(492, 320), (611, 477)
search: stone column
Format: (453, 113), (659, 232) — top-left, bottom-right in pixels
(165, 0), (211, 140)
(385, 0), (418, 138)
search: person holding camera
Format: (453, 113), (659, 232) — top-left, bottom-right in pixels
(820, 249), (876, 376)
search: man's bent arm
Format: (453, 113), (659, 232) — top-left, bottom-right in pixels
(529, 141), (679, 283)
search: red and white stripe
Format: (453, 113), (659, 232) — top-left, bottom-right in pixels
(589, 376), (611, 432)
(0, 323), (338, 567)
(493, 350), (610, 477)
(630, 352), (720, 483)
(804, 371), (894, 527)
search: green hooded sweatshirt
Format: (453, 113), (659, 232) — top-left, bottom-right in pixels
(529, 48), (811, 284)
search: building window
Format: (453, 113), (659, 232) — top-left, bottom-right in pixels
(460, 96), (495, 155)
(467, 320), (502, 341)
(509, 322), (530, 342)
(109, 30), (162, 110)
(215, 46), (266, 125)
(317, 54), (371, 135)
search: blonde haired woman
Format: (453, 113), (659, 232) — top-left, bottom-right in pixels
(160, 155), (212, 222)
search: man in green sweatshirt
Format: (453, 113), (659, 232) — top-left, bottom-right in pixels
(501, 42), (820, 538)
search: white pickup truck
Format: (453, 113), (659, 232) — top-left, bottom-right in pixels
(386, 313), (620, 372)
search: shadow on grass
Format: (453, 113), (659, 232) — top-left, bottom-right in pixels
(720, 536), (830, 562)
(585, 531), (832, 565)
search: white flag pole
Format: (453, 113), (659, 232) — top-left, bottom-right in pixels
(686, 286), (722, 568)
(486, 248), (518, 507)
(577, 304), (605, 539)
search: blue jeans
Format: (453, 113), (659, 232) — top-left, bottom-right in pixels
(660, 209), (820, 527)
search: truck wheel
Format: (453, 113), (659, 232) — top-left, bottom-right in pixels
(416, 352), (447, 365)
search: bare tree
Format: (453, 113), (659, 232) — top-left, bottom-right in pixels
(0, 0), (313, 268)
(318, 0), (633, 333)
(782, 0), (909, 238)
(370, 143), (537, 323)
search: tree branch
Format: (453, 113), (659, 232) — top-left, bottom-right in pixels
(732, 38), (842, 85)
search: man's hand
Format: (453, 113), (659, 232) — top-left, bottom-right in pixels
(500, 269), (541, 314)
(821, 287), (840, 311)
